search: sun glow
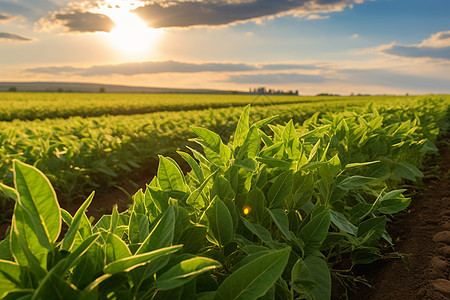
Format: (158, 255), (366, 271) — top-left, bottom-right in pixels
(97, 1), (163, 56)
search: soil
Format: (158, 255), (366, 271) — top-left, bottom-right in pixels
(344, 137), (450, 300)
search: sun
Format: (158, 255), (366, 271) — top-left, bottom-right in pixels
(96, 1), (163, 56)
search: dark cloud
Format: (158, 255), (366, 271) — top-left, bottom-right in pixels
(383, 45), (450, 60)
(0, 32), (32, 41)
(225, 73), (327, 84)
(0, 13), (13, 21)
(134, 0), (366, 28)
(379, 30), (450, 60)
(26, 60), (258, 76)
(52, 11), (115, 33)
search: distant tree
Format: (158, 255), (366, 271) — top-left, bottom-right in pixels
(231, 91), (238, 95)
(99, 87), (106, 93)
(8, 87), (17, 92)
(57, 88), (64, 93)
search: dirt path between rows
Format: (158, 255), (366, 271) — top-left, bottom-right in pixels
(348, 139), (450, 300)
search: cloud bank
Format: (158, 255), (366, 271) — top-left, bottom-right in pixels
(25, 60), (326, 76)
(379, 30), (450, 60)
(40, 0), (370, 32)
(134, 0), (366, 28)
(0, 32), (33, 41)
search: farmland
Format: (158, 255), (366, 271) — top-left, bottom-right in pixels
(0, 93), (449, 299)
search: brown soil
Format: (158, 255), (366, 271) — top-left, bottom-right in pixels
(346, 140), (450, 300)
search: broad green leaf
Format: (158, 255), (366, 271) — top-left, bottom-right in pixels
(236, 126), (260, 160)
(211, 176), (235, 201)
(268, 209), (291, 240)
(62, 191), (94, 251)
(178, 225), (208, 254)
(105, 233), (131, 264)
(10, 205), (47, 267)
(337, 176), (375, 190)
(330, 210), (357, 236)
(357, 216), (387, 246)
(299, 209), (331, 256)
(392, 162), (423, 181)
(104, 245), (182, 274)
(158, 156), (187, 192)
(268, 171), (293, 209)
(0, 237), (12, 261)
(233, 158), (256, 172)
(256, 156), (294, 169)
(214, 247), (290, 300)
(136, 206), (175, 254)
(177, 151), (204, 182)
(204, 196), (234, 248)
(0, 260), (21, 296)
(14, 160), (61, 248)
(291, 256), (330, 300)
(156, 257), (221, 290)
(129, 212), (149, 244)
(240, 217), (274, 247)
(234, 104), (250, 147)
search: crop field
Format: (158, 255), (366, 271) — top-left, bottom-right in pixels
(0, 93), (449, 299)
(0, 92), (430, 121)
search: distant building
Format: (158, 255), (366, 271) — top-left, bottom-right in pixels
(249, 86), (298, 95)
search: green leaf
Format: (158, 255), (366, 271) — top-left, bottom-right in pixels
(214, 247), (290, 300)
(240, 217), (274, 247)
(234, 104), (250, 147)
(177, 151), (204, 182)
(156, 257), (221, 290)
(211, 176), (235, 201)
(357, 216), (387, 246)
(268, 171), (293, 209)
(178, 225), (208, 254)
(0, 260), (21, 296)
(291, 256), (330, 300)
(136, 206), (175, 254)
(268, 209), (291, 240)
(62, 191), (94, 251)
(299, 209), (331, 256)
(13, 160), (61, 248)
(392, 162), (423, 181)
(337, 176), (375, 190)
(330, 210), (357, 236)
(104, 245), (182, 274)
(105, 233), (131, 264)
(233, 158), (256, 172)
(0, 183), (18, 201)
(158, 156), (187, 192)
(129, 212), (149, 244)
(244, 187), (266, 223)
(204, 196), (234, 248)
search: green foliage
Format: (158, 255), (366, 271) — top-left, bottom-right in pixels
(0, 98), (447, 299)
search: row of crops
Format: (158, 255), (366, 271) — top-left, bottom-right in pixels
(0, 92), (425, 121)
(0, 98), (386, 206)
(0, 96), (449, 299)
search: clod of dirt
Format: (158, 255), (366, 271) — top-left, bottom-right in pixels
(433, 231), (450, 244)
(433, 279), (450, 297)
(443, 221), (450, 230)
(431, 257), (448, 271)
(441, 246), (450, 258)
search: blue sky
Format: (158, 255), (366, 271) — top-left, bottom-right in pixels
(0, 0), (449, 94)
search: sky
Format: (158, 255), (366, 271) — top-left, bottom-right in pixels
(0, 0), (449, 95)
